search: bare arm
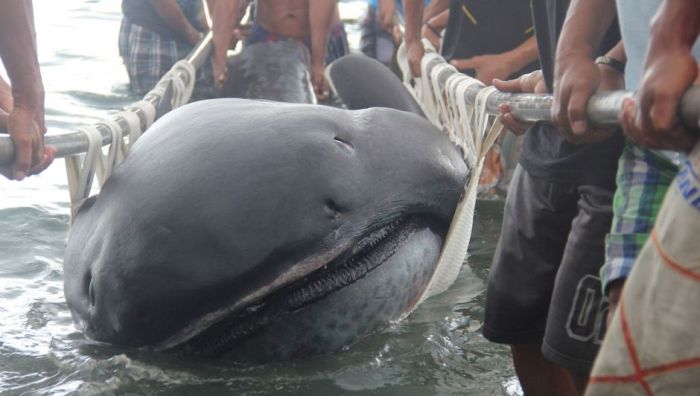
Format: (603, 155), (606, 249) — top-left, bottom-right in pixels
(151, 0), (201, 45)
(0, 1), (53, 180)
(423, 0), (449, 22)
(309, 0), (336, 99)
(211, 0), (243, 89)
(421, 8), (449, 50)
(425, 8), (449, 31)
(450, 35), (538, 85)
(551, 0), (617, 142)
(402, 0), (425, 78)
(0, 2), (42, 118)
(0, 75), (12, 113)
(309, 0), (335, 68)
(378, 0), (397, 31)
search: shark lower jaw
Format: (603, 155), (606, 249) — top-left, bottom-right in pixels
(166, 215), (442, 358)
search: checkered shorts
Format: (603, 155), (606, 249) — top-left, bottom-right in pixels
(602, 141), (679, 291)
(119, 20), (212, 97)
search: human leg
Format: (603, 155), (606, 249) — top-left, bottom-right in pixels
(484, 166), (579, 394)
(541, 182), (616, 394)
(512, 344), (579, 395)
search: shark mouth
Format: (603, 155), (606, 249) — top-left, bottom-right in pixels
(166, 215), (438, 357)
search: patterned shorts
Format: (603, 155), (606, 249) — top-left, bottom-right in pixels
(601, 141), (679, 291)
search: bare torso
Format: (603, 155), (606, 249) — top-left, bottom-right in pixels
(256, 0), (341, 39)
(256, 0), (310, 39)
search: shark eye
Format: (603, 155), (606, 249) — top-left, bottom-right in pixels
(84, 271), (95, 307)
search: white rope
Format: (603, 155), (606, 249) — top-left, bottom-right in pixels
(396, 39), (442, 128)
(165, 60), (197, 109)
(120, 108), (144, 153)
(65, 126), (103, 219)
(95, 118), (125, 187)
(398, 42), (505, 302)
(64, 54), (198, 222)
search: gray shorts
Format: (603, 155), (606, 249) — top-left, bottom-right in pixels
(482, 166), (613, 374)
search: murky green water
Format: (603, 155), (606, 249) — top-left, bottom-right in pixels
(0, 1), (516, 394)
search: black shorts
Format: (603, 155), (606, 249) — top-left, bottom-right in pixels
(482, 166), (613, 374)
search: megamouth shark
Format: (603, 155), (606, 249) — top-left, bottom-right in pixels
(62, 44), (470, 361)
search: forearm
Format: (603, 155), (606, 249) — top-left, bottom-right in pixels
(426, 9), (449, 31)
(212, 0), (242, 68)
(650, 0), (700, 52)
(151, 0), (200, 45)
(402, 0), (425, 45)
(502, 35), (538, 72)
(423, 0), (449, 22)
(378, 0), (397, 30)
(557, 0), (616, 61)
(309, 0), (336, 66)
(605, 40), (626, 63)
(0, 76), (13, 113)
(0, 1), (43, 112)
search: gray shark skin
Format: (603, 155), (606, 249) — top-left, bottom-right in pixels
(327, 54), (426, 117)
(63, 99), (468, 360)
(222, 41), (315, 104)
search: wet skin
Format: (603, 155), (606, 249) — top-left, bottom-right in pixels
(63, 99), (468, 359)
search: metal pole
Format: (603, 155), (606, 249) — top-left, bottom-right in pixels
(0, 31), (213, 166)
(1, 39), (698, 165)
(425, 55), (700, 129)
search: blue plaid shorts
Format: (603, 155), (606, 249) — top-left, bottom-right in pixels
(119, 20), (213, 97)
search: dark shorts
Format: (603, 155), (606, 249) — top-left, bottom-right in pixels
(359, 5), (397, 67)
(483, 166), (613, 374)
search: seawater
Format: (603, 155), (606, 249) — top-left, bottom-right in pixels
(0, 1), (517, 394)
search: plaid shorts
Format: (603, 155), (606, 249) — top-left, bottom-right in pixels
(119, 20), (213, 97)
(601, 141), (679, 291)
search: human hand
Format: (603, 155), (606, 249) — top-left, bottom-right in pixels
(0, 107), (55, 180)
(620, 56), (698, 152)
(450, 53), (517, 86)
(551, 56), (614, 144)
(406, 40), (425, 79)
(421, 24), (440, 51)
(186, 27), (202, 46)
(212, 58), (228, 91)
(493, 71), (546, 135)
(233, 24), (250, 41)
(311, 61), (329, 101)
(379, 11), (394, 33)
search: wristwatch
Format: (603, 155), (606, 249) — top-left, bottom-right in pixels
(595, 56), (626, 75)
